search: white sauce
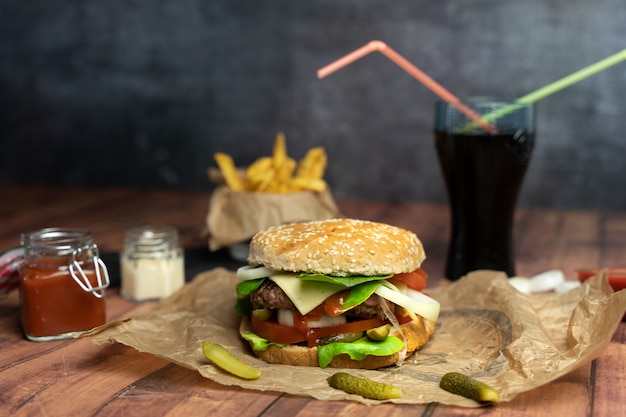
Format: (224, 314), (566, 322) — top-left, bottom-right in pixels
(121, 254), (185, 302)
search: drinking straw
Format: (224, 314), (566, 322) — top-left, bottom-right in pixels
(517, 49), (626, 104)
(459, 48), (626, 131)
(317, 40), (496, 134)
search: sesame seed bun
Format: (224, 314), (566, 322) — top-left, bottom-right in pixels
(247, 218), (426, 276)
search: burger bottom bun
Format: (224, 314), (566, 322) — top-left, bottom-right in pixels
(240, 315), (436, 369)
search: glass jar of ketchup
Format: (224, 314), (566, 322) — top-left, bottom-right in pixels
(19, 228), (110, 341)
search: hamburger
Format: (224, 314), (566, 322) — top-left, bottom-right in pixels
(235, 218), (439, 369)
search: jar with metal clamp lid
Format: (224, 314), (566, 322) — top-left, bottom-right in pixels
(120, 225), (185, 302)
(19, 228), (110, 341)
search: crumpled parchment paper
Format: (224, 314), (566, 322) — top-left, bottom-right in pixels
(205, 186), (341, 251)
(85, 269), (626, 407)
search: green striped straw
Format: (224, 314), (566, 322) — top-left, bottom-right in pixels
(460, 48), (626, 132)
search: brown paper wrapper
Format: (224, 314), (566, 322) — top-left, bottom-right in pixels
(205, 186), (341, 251)
(84, 269), (626, 406)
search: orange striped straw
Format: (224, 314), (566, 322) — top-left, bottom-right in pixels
(317, 40), (495, 134)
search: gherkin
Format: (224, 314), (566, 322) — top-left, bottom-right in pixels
(439, 372), (500, 404)
(327, 372), (402, 400)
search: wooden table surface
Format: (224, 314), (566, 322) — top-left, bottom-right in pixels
(1, 184), (625, 416)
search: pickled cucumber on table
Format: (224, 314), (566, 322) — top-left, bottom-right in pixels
(327, 372), (402, 400)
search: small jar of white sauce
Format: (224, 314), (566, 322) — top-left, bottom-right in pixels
(120, 226), (185, 302)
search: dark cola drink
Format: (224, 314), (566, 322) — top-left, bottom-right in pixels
(434, 100), (535, 281)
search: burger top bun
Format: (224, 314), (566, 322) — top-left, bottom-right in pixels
(247, 218), (426, 276)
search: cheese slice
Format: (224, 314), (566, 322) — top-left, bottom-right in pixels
(269, 273), (344, 315)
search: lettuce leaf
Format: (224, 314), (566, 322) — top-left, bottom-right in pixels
(338, 281), (382, 313)
(317, 336), (405, 368)
(235, 278), (266, 315)
(298, 272), (391, 287)
(240, 330), (286, 351)
(234, 297), (252, 315)
(236, 278), (265, 297)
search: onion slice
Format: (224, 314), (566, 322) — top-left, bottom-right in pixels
(277, 309), (295, 327)
(378, 295), (407, 366)
(528, 270), (565, 293)
(306, 314), (347, 328)
(375, 283), (440, 322)
(237, 265), (274, 281)
(508, 276), (531, 294)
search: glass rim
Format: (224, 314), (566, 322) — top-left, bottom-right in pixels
(21, 227), (93, 251)
(124, 225), (178, 239)
(436, 97), (534, 107)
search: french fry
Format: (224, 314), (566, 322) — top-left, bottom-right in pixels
(214, 152), (245, 191)
(275, 157), (296, 186)
(245, 157), (273, 191)
(214, 132), (328, 193)
(272, 132), (287, 170)
(297, 147), (327, 179)
(263, 178), (284, 193)
(289, 177), (327, 192)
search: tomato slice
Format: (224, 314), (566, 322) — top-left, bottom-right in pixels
(395, 312), (413, 325)
(392, 268), (428, 292)
(306, 318), (384, 346)
(250, 315), (306, 344)
(251, 314), (385, 347)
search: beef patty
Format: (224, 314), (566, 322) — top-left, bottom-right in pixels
(249, 280), (390, 320)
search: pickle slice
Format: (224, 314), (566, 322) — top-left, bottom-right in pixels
(439, 372), (500, 403)
(327, 372), (402, 400)
(202, 341), (261, 380)
(251, 308), (272, 321)
(366, 324), (391, 341)
(318, 331), (364, 345)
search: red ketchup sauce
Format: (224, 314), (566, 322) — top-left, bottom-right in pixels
(18, 228), (109, 341)
(20, 257), (107, 339)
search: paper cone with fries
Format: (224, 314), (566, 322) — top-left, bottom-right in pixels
(206, 133), (341, 252)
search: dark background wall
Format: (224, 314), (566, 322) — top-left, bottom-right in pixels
(1, 1), (625, 210)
